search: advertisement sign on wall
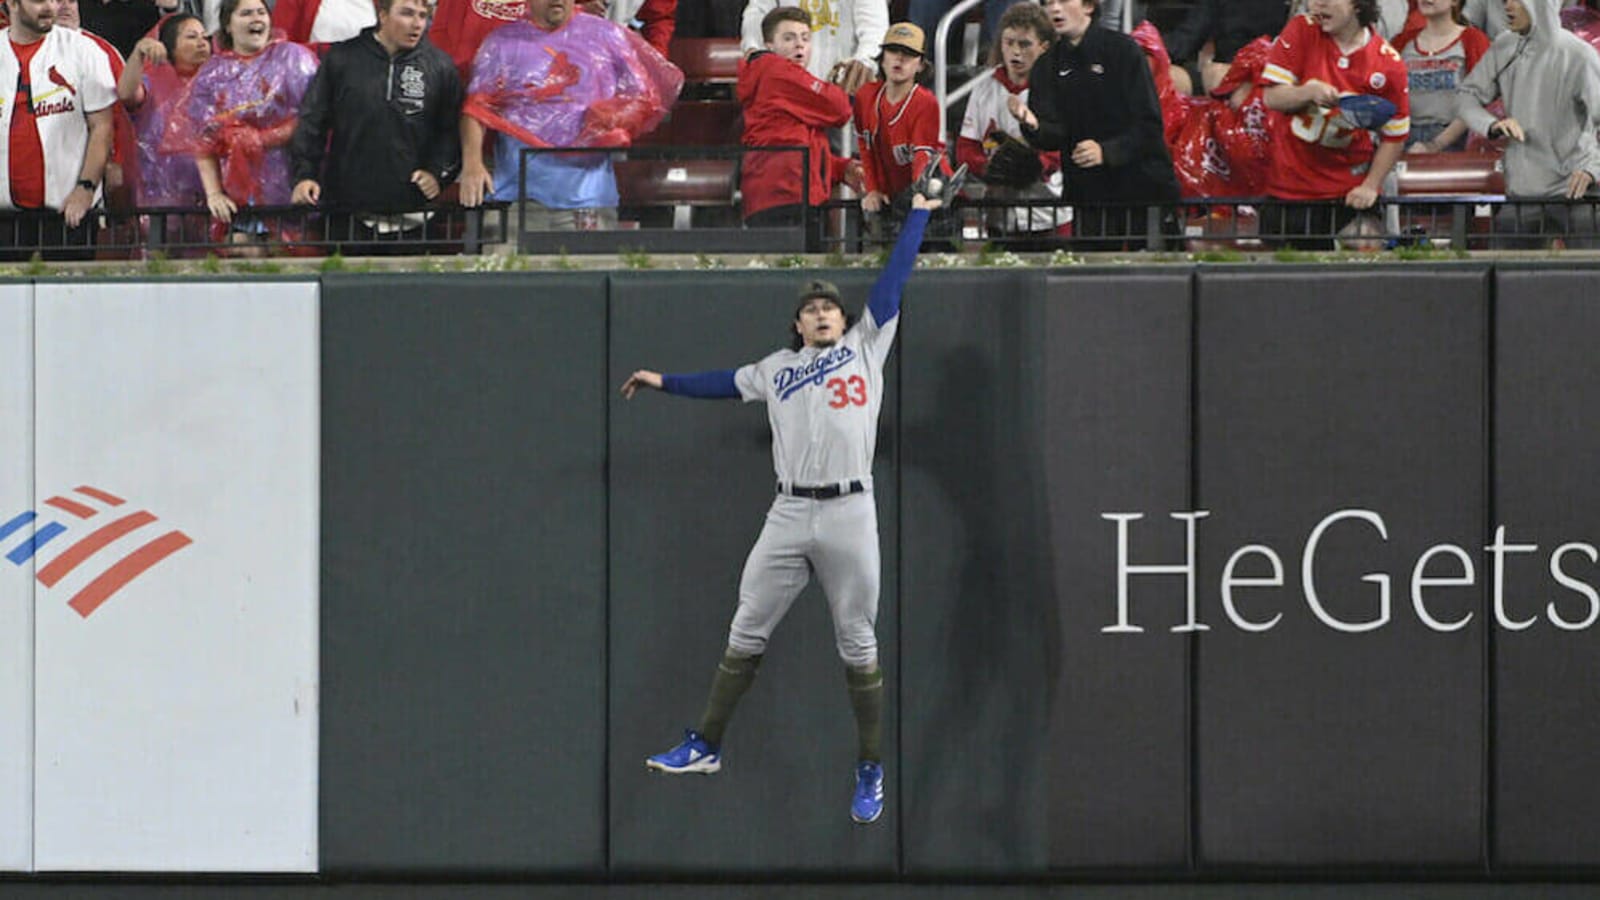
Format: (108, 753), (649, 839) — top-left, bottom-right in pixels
(0, 286), (33, 872)
(29, 282), (319, 872)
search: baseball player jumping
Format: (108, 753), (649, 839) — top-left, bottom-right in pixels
(621, 175), (958, 825)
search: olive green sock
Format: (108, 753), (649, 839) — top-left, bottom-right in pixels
(846, 665), (884, 762)
(696, 652), (761, 747)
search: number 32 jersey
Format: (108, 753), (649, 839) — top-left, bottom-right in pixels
(735, 307), (898, 488)
(1260, 14), (1411, 200)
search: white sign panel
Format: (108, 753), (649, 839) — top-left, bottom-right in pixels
(0, 285), (33, 872)
(31, 282), (318, 872)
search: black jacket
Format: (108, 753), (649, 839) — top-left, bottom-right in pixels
(1020, 25), (1179, 205)
(292, 28), (464, 210)
(1164, 0), (1292, 64)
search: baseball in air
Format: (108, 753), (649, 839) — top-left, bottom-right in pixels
(927, 178), (943, 194)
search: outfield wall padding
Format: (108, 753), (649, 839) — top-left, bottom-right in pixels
(304, 263), (1600, 879)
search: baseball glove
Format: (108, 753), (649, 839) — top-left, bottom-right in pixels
(982, 130), (1044, 188)
(910, 161), (969, 207)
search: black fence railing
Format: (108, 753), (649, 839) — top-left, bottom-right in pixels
(0, 203), (509, 261)
(515, 144), (814, 255)
(812, 195), (1600, 254)
(4, 155), (1598, 260)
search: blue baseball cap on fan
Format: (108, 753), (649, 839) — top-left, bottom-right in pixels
(1337, 94), (1398, 130)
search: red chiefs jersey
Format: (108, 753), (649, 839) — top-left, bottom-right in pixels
(853, 80), (945, 198)
(1259, 14), (1410, 200)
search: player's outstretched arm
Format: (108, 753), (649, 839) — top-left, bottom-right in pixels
(620, 369), (664, 399)
(866, 206), (931, 327)
(622, 368), (742, 400)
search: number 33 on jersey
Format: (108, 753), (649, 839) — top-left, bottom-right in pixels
(733, 310), (898, 489)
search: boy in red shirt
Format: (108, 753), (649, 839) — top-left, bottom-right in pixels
(1259, 0), (1410, 248)
(738, 6), (854, 251)
(854, 21), (950, 240)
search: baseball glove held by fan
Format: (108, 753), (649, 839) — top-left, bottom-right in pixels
(982, 130), (1044, 187)
(910, 161), (969, 207)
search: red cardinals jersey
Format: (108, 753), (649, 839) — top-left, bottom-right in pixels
(853, 80), (945, 198)
(1260, 14), (1410, 200)
(430, 0), (524, 72)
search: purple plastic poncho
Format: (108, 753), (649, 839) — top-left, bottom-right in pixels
(462, 13), (682, 150)
(164, 39), (318, 205)
(135, 64), (205, 207)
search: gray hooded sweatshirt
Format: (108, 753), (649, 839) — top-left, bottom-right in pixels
(1457, 0), (1600, 198)
(1462, 0), (1508, 40)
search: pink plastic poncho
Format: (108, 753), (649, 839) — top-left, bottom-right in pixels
(462, 14), (683, 151)
(135, 64), (205, 207)
(163, 39), (318, 204)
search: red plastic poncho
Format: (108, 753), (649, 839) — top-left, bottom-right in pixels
(1169, 37), (1274, 199)
(462, 15), (682, 151)
(1130, 20), (1199, 145)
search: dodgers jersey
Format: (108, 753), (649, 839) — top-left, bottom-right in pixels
(734, 300), (897, 488)
(659, 208), (928, 489)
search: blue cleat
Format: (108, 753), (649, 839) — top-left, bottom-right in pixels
(646, 729), (721, 774)
(851, 760), (884, 824)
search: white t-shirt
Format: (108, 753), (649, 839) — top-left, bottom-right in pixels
(959, 69), (1067, 234)
(310, 0), (377, 43)
(739, 0), (887, 81)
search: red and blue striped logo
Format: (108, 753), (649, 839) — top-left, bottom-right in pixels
(1, 485), (193, 617)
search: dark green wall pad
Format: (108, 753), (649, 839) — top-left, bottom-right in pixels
(1194, 267), (1490, 867)
(896, 270), (1192, 872)
(606, 271), (897, 874)
(1492, 265), (1600, 867)
(320, 273), (609, 871)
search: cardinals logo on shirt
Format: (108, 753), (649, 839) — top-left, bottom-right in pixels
(529, 48), (580, 101)
(47, 66), (75, 95)
(31, 67), (78, 118)
(471, 0), (526, 21)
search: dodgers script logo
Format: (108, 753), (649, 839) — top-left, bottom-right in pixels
(775, 346), (857, 401)
(1, 485), (192, 618)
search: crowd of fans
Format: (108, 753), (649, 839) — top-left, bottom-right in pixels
(0, 0), (1598, 257)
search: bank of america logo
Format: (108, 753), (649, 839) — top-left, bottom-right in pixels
(1, 485), (193, 618)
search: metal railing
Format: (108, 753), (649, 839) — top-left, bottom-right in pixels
(0, 203), (509, 260)
(810, 195), (1600, 254)
(933, 0), (990, 151)
(6, 173), (1597, 260)
(513, 145), (818, 255)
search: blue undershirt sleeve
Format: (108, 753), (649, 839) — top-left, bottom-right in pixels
(867, 208), (930, 327)
(662, 369), (740, 399)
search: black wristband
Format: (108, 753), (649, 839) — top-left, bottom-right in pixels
(76, 178), (96, 191)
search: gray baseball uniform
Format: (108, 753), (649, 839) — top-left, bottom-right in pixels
(658, 207), (930, 669)
(726, 301), (897, 668)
